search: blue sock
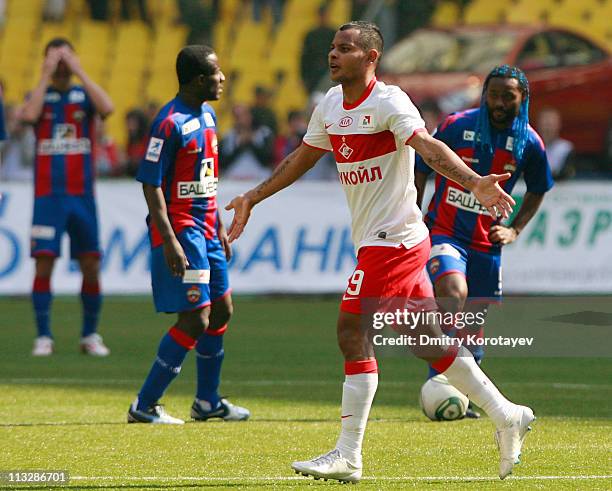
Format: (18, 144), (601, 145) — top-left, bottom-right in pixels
(32, 276), (52, 338)
(137, 328), (193, 410)
(81, 280), (102, 337)
(195, 331), (225, 408)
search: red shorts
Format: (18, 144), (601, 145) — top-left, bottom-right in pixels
(340, 238), (434, 315)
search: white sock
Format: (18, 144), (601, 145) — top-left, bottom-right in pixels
(335, 373), (378, 465)
(443, 347), (516, 427)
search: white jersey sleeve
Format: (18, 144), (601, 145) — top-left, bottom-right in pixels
(303, 102), (332, 151)
(381, 87), (426, 144)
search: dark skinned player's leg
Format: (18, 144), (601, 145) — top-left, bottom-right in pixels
(134, 306), (210, 415)
(434, 271), (488, 418)
(427, 272), (467, 376)
(193, 294), (232, 410)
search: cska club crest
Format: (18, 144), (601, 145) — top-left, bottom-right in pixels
(187, 286), (201, 303)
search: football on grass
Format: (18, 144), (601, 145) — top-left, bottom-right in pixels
(420, 374), (469, 421)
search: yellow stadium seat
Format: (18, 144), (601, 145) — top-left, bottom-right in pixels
(76, 20), (112, 51)
(284, 0), (318, 20)
(229, 20), (269, 66)
(7, 0), (44, 19)
(219, 0), (239, 22)
(150, 25), (187, 72)
(547, 2), (597, 28)
(431, 1), (461, 27)
(328, 0), (350, 26)
(273, 73), (307, 119)
(464, 0), (506, 24)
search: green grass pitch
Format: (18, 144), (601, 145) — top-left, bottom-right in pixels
(1, 296), (611, 489)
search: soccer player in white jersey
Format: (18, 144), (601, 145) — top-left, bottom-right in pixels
(226, 21), (534, 482)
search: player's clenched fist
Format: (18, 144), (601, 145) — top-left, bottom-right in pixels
(225, 194), (254, 242)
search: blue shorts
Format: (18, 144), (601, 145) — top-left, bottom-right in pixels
(31, 195), (100, 259)
(426, 235), (502, 301)
(150, 227), (230, 313)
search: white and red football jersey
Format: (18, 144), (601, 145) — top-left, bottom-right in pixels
(303, 78), (429, 253)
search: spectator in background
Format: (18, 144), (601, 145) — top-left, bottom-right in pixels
(0, 103), (36, 181)
(124, 108), (149, 177)
(253, 0), (283, 28)
(537, 107), (575, 181)
(93, 116), (122, 177)
(274, 108), (336, 180)
(144, 100), (160, 127)
(251, 85), (278, 136)
(43, 0), (66, 22)
(419, 99), (443, 134)
(274, 109), (306, 165)
(300, 4), (336, 95)
(87, 0), (109, 21)
(219, 103), (274, 180)
(120, 0), (151, 24)
(177, 0), (216, 45)
(352, 0), (398, 47)
(0, 0), (6, 27)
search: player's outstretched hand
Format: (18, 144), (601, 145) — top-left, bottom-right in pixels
(225, 194), (253, 243)
(472, 173), (515, 219)
(163, 236), (189, 277)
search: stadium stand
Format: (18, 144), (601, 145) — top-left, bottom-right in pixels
(0, 0), (609, 149)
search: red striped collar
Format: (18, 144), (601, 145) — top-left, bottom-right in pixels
(343, 77), (377, 110)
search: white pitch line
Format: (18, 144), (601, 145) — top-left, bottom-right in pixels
(70, 475), (612, 482)
(2, 378), (612, 389)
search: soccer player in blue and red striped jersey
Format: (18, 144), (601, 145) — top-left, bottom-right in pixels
(20, 38), (114, 357)
(127, 45), (249, 424)
(415, 65), (553, 416)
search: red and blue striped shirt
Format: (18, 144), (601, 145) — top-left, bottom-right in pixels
(416, 108), (553, 254)
(34, 86), (96, 197)
(136, 96), (220, 247)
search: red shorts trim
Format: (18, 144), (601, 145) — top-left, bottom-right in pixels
(340, 238), (434, 315)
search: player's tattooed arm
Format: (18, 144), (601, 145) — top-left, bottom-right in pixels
(410, 133), (477, 189)
(142, 184), (188, 277)
(408, 131), (515, 219)
(225, 143), (326, 241)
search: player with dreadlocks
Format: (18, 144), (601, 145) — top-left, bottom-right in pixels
(415, 65), (553, 417)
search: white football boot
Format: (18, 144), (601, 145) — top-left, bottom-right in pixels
(127, 398), (185, 424)
(191, 398), (250, 421)
(80, 333), (110, 356)
(495, 405), (536, 479)
(32, 336), (54, 356)
(292, 449), (362, 483)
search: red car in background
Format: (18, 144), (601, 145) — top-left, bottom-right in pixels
(379, 25), (612, 160)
